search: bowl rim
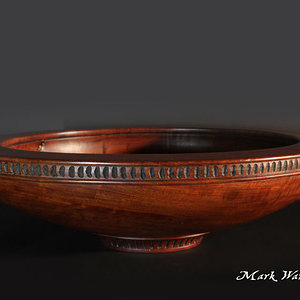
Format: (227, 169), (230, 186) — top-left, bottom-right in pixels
(0, 127), (300, 163)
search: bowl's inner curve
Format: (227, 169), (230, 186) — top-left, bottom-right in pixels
(3, 130), (299, 155)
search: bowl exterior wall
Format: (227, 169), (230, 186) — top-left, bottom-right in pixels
(0, 175), (299, 238)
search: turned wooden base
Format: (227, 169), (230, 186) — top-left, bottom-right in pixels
(99, 234), (205, 253)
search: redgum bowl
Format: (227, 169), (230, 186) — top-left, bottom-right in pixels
(0, 127), (300, 253)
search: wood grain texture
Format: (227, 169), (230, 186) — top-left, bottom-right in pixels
(0, 127), (300, 253)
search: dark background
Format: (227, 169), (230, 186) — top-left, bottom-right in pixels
(0, 1), (300, 299)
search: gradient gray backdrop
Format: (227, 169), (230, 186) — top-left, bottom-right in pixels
(0, 1), (300, 299)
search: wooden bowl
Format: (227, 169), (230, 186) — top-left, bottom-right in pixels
(0, 127), (300, 253)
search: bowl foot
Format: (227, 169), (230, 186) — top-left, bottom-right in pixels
(99, 234), (205, 253)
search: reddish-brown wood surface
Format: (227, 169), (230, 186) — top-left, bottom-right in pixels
(0, 127), (300, 253)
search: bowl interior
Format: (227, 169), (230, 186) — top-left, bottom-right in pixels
(3, 129), (299, 155)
